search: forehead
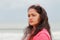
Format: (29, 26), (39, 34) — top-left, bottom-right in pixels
(28, 8), (38, 14)
(28, 8), (36, 12)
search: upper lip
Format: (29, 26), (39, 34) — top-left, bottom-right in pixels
(29, 20), (33, 22)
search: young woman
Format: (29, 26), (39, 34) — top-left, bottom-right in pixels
(23, 4), (52, 40)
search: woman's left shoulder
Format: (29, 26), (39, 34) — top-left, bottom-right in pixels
(33, 28), (51, 40)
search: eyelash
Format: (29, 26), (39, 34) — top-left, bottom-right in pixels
(28, 14), (35, 17)
(32, 14), (35, 16)
(28, 15), (30, 17)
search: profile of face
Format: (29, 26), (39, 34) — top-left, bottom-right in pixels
(28, 8), (41, 27)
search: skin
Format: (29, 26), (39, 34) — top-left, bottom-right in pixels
(28, 8), (41, 29)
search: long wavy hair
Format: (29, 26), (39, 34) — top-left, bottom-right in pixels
(23, 5), (52, 40)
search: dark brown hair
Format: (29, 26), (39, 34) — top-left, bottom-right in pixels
(23, 5), (52, 40)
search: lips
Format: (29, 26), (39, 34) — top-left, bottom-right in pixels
(29, 20), (33, 23)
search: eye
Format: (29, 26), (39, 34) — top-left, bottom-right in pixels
(28, 13), (36, 17)
(32, 14), (36, 17)
(28, 14), (30, 17)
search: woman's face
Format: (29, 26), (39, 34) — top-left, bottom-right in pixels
(28, 8), (41, 26)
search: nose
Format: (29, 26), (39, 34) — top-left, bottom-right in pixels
(29, 16), (32, 21)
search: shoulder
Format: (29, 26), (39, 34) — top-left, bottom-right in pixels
(32, 28), (51, 40)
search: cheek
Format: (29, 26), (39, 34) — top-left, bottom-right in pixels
(34, 17), (40, 24)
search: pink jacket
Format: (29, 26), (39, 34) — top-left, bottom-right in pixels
(32, 28), (51, 40)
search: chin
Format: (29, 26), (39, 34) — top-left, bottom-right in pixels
(30, 23), (34, 26)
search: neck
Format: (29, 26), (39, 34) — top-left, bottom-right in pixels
(32, 26), (36, 34)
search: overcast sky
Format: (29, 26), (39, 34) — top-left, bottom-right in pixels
(0, 0), (60, 31)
